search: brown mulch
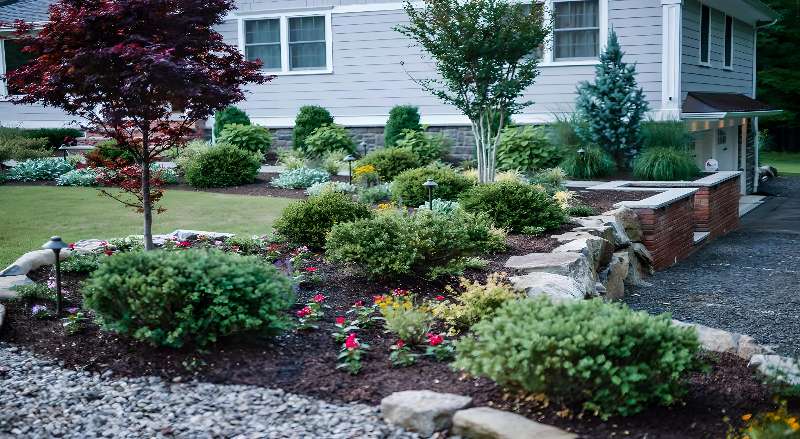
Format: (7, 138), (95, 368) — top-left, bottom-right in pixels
(1, 244), (778, 439)
(168, 173), (350, 199)
(574, 189), (659, 213)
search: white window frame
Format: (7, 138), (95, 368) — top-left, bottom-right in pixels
(0, 38), (10, 98)
(699, 3), (712, 66)
(723, 13), (734, 70)
(540, 0), (608, 67)
(237, 9), (333, 76)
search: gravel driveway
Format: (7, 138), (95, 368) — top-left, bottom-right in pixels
(0, 343), (416, 439)
(626, 176), (800, 357)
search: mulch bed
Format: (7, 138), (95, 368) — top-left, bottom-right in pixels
(1, 238), (778, 438)
(168, 173), (350, 199)
(573, 189), (658, 214)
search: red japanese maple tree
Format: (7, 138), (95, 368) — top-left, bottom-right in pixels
(4, 0), (268, 249)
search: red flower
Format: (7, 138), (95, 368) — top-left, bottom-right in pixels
(353, 300), (364, 307)
(435, 295), (445, 301)
(392, 288), (409, 297)
(296, 306), (312, 318)
(177, 240), (191, 248)
(427, 333), (444, 347)
(68, 243), (76, 249)
(312, 294), (326, 303)
(373, 295), (385, 304)
(104, 249), (114, 256)
(395, 339), (405, 348)
(335, 316), (346, 325)
(345, 333), (359, 350)
(305, 266), (318, 273)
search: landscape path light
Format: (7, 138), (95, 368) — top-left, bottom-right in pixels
(344, 155), (356, 184)
(42, 236), (69, 315)
(423, 179), (438, 211)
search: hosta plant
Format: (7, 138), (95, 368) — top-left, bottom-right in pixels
(270, 167), (330, 189)
(8, 158), (74, 181)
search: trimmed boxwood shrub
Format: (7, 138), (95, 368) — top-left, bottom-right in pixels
(633, 147), (699, 181)
(560, 146), (616, 179)
(293, 105), (334, 152)
(217, 124), (272, 156)
(326, 208), (504, 279)
(356, 147), (420, 182)
(184, 143), (261, 188)
(273, 191), (373, 248)
(454, 297), (701, 419)
(394, 129), (451, 164)
(459, 181), (566, 233)
(384, 105), (422, 147)
(214, 106), (251, 135)
(83, 250), (295, 348)
(496, 125), (561, 174)
(303, 124), (356, 158)
(391, 164), (474, 206)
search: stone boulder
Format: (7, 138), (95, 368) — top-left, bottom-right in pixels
(70, 239), (108, 254)
(625, 245), (654, 286)
(452, 407), (576, 439)
(672, 320), (768, 359)
(552, 235), (614, 273)
(381, 390), (472, 436)
(168, 230), (234, 241)
(0, 303), (5, 329)
(0, 275), (33, 300)
(509, 272), (585, 302)
(749, 355), (800, 385)
(572, 215), (631, 248)
(598, 251), (629, 300)
(504, 252), (594, 295)
(603, 207), (643, 242)
(550, 231), (599, 244)
(0, 249), (72, 277)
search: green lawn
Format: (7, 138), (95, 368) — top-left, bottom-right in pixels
(761, 151), (800, 176)
(0, 186), (294, 267)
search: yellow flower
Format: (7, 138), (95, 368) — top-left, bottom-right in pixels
(788, 417), (799, 431)
(553, 191), (573, 209)
(354, 164), (376, 177)
(377, 202), (393, 210)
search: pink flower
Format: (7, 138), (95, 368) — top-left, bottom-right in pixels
(296, 306), (312, 318)
(104, 249), (114, 256)
(395, 339), (405, 348)
(345, 333), (359, 350)
(312, 294), (326, 303)
(335, 316), (346, 326)
(68, 243), (76, 249)
(427, 333), (444, 347)
(305, 266), (318, 273)
(392, 288), (409, 297)
(353, 300), (364, 307)
(177, 241), (191, 248)
(435, 295), (445, 301)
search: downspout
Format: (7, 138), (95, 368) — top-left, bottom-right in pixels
(752, 17), (779, 193)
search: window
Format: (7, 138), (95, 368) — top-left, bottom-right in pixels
(724, 14), (733, 69)
(553, 0), (600, 60)
(241, 13), (331, 74)
(700, 4), (710, 64)
(717, 128), (727, 145)
(1, 39), (33, 96)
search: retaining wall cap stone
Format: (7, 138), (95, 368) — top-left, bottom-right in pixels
(452, 407), (577, 439)
(672, 320), (768, 359)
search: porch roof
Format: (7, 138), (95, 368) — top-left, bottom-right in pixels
(682, 92), (783, 120)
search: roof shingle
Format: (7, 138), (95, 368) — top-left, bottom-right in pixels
(0, 0), (54, 24)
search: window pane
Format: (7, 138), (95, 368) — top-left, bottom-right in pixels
(700, 5), (710, 63)
(724, 16), (733, 67)
(554, 0), (598, 29)
(3, 40), (33, 95)
(245, 19), (280, 45)
(555, 29), (598, 59)
(246, 44), (281, 69)
(289, 42), (326, 70)
(289, 16), (325, 43)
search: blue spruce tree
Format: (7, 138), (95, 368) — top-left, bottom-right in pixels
(575, 30), (649, 168)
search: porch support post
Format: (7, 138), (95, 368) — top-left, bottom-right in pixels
(661, 0), (683, 121)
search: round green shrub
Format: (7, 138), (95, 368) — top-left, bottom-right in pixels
(391, 164), (474, 206)
(459, 181), (565, 233)
(356, 147), (420, 182)
(385, 105), (422, 147)
(303, 124), (356, 158)
(496, 125), (561, 174)
(327, 209), (504, 279)
(175, 140), (210, 175)
(83, 250), (294, 348)
(273, 191), (372, 248)
(454, 298), (701, 419)
(395, 129), (451, 164)
(217, 124), (272, 156)
(214, 106), (251, 135)
(0, 137), (51, 162)
(633, 147), (700, 181)
(184, 143), (261, 188)
(560, 147), (616, 179)
(293, 105), (334, 152)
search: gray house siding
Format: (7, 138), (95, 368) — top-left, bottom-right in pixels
(681, 0), (755, 99)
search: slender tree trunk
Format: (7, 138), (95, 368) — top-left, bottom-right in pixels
(471, 109), (504, 184)
(141, 130), (154, 250)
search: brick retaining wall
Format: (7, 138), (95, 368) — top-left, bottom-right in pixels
(633, 196), (696, 270)
(693, 175), (741, 239)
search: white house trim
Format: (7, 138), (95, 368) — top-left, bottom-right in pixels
(0, 39), (8, 97)
(661, 0), (682, 121)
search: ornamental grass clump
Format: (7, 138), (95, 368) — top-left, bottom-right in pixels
(459, 180), (566, 233)
(273, 191), (372, 248)
(559, 146), (616, 179)
(454, 297), (701, 419)
(83, 249), (295, 348)
(633, 147), (700, 181)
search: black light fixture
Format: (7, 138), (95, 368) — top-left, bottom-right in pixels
(422, 179), (438, 210)
(344, 155), (356, 184)
(360, 141), (368, 157)
(577, 148), (586, 158)
(42, 236), (69, 315)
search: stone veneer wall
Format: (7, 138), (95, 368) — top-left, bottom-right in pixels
(631, 196), (696, 271)
(693, 175), (741, 239)
(269, 125), (476, 161)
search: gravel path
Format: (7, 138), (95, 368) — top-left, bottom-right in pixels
(0, 343), (417, 439)
(626, 176), (800, 357)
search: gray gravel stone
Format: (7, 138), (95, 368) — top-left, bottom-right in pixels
(0, 343), (417, 439)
